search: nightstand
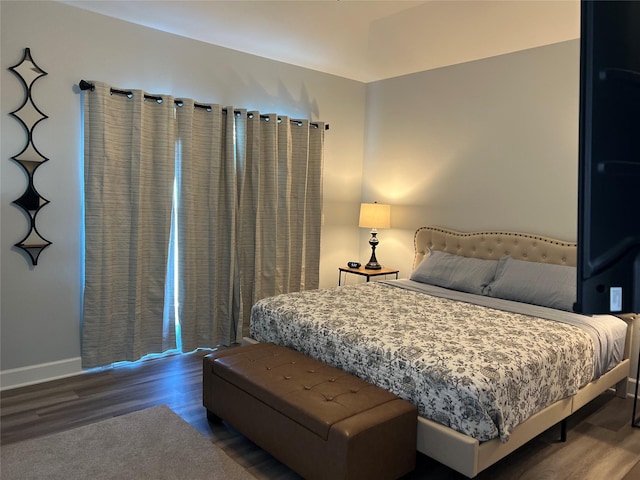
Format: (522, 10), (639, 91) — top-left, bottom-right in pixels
(338, 266), (399, 286)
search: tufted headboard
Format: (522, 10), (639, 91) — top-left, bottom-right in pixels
(413, 226), (576, 270)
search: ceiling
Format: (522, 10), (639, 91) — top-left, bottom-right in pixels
(59, 0), (580, 83)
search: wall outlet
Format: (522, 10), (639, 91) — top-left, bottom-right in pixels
(610, 287), (622, 312)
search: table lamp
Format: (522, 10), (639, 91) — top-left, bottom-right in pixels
(359, 202), (390, 270)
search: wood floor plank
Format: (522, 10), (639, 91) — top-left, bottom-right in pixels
(2, 351), (639, 479)
(623, 458), (640, 480)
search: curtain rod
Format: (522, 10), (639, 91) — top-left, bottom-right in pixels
(78, 80), (329, 130)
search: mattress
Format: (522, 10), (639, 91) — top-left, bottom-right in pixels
(249, 280), (627, 442)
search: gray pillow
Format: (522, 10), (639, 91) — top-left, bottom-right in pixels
(410, 249), (499, 295)
(484, 256), (576, 311)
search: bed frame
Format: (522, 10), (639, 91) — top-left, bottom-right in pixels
(410, 226), (634, 478)
(245, 226), (634, 477)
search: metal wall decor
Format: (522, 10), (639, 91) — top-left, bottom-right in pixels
(9, 47), (51, 265)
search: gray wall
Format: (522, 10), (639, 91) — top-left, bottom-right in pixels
(361, 40), (581, 277)
(1, 0), (366, 386)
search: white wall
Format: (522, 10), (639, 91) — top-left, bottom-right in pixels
(362, 41), (581, 278)
(0, 0), (366, 387)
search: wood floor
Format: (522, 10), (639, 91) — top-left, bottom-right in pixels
(2, 350), (639, 479)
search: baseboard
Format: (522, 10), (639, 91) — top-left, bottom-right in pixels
(0, 357), (83, 391)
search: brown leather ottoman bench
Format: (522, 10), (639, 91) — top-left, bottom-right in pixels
(203, 342), (417, 480)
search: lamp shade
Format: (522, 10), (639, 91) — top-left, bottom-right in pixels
(359, 203), (390, 229)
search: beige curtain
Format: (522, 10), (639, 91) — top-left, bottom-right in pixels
(175, 109), (325, 345)
(82, 82), (176, 368)
(237, 115), (324, 336)
(169, 102), (240, 350)
(83, 83), (324, 366)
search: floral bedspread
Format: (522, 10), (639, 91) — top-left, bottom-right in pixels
(249, 282), (595, 442)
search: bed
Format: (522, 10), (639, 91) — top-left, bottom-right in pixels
(247, 226), (634, 478)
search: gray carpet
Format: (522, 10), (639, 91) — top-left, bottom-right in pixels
(0, 405), (256, 480)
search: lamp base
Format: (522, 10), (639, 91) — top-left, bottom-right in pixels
(365, 260), (382, 270)
(366, 231), (382, 269)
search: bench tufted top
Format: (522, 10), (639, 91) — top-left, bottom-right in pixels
(209, 343), (402, 441)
